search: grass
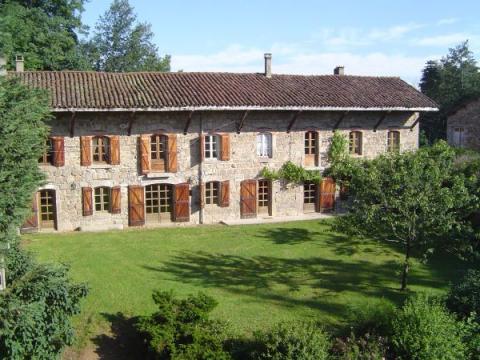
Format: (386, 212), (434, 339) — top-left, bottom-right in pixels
(23, 220), (469, 356)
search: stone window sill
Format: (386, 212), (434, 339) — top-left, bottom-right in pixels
(87, 164), (114, 169)
(146, 172), (173, 178)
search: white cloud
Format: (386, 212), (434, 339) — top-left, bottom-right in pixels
(437, 18), (459, 25)
(414, 33), (473, 46)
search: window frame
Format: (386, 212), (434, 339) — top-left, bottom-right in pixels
(205, 181), (220, 205)
(304, 131), (317, 155)
(94, 186), (110, 212)
(204, 134), (219, 160)
(256, 132), (273, 158)
(452, 127), (465, 147)
(303, 181), (317, 205)
(145, 183), (172, 215)
(39, 138), (54, 165)
(387, 130), (400, 153)
(39, 189), (56, 228)
(349, 131), (363, 155)
(92, 136), (110, 163)
(150, 134), (168, 171)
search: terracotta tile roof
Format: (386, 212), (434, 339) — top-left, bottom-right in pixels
(12, 71), (438, 111)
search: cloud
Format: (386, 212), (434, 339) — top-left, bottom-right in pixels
(437, 18), (459, 25)
(414, 33), (473, 46)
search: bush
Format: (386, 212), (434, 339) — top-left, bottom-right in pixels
(253, 321), (330, 360)
(346, 300), (395, 337)
(446, 269), (480, 319)
(391, 294), (466, 360)
(136, 291), (231, 360)
(4, 239), (35, 283)
(332, 332), (389, 360)
(462, 315), (480, 360)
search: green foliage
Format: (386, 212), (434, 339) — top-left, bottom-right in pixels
(82, 0), (170, 72)
(391, 294), (466, 360)
(4, 240), (34, 283)
(325, 131), (361, 186)
(136, 291), (231, 359)
(345, 300), (396, 337)
(332, 333), (389, 360)
(260, 161), (322, 183)
(0, 263), (88, 360)
(446, 269), (480, 320)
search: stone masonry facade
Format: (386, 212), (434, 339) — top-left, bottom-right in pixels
(447, 97), (480, 151)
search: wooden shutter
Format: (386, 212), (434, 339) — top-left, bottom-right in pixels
(240, 180), (257, 218)
(80, 136), (92, 166)
(200, 182), (205, 209)
(82, 187), (93, 216)
(220, 180), (230, 207)
(318, 177), (336, 213)
(140, 135), (151, 175)
(21, 193), (39, 231)
(109, 135), (120, 165)
(167, 134), (178, 173)
(51, 137), (65, 167)
(173, 183), (190, 222)
(128, 185), (145, 226)
(200, 135), (205, 161)
(315, 131), (320, 166)
(110, 186), (121, 214)
(220, 134), (230, 161)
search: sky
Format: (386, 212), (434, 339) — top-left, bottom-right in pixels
(81, 0), (480, 86)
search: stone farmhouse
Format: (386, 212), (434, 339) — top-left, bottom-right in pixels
(11, 54), (437, 232)
(447, 96), (480, 150)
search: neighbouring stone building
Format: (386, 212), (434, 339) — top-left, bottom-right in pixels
(447, 97), (480, 150)
(11, 55), (437, 232)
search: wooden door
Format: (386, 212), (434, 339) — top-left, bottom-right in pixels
(128, 185), (145, 226)
(173, 183), (190, 222)
(240, 180), (257, 218)
(39, 189), (56, 229)
(21, 192), (39, 232)
(257, 180), (271, 216)
(319, 177), (336, 212)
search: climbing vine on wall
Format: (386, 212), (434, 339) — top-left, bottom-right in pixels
(260, 161), (322, 183)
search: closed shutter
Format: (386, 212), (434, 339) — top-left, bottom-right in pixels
(315, 131), (320, 166)
(173, 183), (190, 222)
(110, 186), (121, 214)
(318, 177), (336, 212)
(51, 137), (65, 167)
(220, 134), (230, 161)
(200, 135), (205, 161)
(240, 180), (257, 218)
(220, 180), (230, 207)
(200, 182), (205, 209)
(128, 185), (145, 226)
(21, 193), (39, 231)
(80, 136), (92, 166)
(167, 134), (178, 172)
(140, 135), (151, 175)
(109, 135), (120, 165)
(82, 187), (93, 216)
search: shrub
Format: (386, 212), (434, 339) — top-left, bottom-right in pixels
(253, 321), (330, 360)
(462, 315), (480, 360)
(446, 269), (480, 319)
(391, 294), (466, 360)
(4, 240), (34, 283)
(346, 300), (395, 337)
(136, 291), (231, 360)
(332, 332), (389, 360)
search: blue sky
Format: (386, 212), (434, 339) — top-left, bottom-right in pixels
(82, 0), (480, 85)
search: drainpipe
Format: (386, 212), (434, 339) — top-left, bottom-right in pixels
(198, 113), (204, 224)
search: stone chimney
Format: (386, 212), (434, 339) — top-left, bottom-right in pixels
(334, 66), (344, 75)
(264, 53), (272, 78)
(0, 56), (6, 76)
(15, 55), (24, 72)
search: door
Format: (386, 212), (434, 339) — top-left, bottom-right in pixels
(128, 185), (145, 226)
(319, 177), (336, 212)
(145, 184), (173, 223)
(303, 181), (317, 213)
(240, 180), (257, 218)
(257, 180), (271, 216)
(39, 190), (56, 229)
(21, 192), (39, 232)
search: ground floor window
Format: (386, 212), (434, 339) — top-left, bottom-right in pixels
(452, 127), (465, 147)
(257, 180), (271, 215)
(39, 189), (56, 228)
(94, 187), (110, 212)
(146, 184), (172, 222)
(205, 181), (219, 205)
(303, 181), (316, 212)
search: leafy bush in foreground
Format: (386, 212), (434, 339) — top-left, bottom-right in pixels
(332, 332), (389, 360)
(447, 269), (480, 320)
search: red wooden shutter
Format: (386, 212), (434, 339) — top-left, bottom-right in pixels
(80, 136), (92, 166)
(51, 137), (65, 167)
(318, 177), (336, 212)
(110, 186), (121, 214)
(139, 135), (151, 175)
(167, 134), (177, 173)
(128, 185), (145, 226)
(21, 192), (39, 231)
(220, 180), (230, 207)
(200, 135), (205, 161)
(240, 180), (257, 218)
(82, 187), (93, 216)
(220, 134), (230, 161)
(173, 183), (190, 222)
(109, 135), (120, 165)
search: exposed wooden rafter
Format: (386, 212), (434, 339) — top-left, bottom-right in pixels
(373, 111), (389, 132)
(236, 110), (249, 134)
(183, 111), (194, 135)
(287, 111), (302, 133)
(410, 116), (420, 131)
(333, 111), (348, 131)
(69, 111), (76, 137)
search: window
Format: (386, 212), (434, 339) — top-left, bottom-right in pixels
(387, 131), (400, 153)
(257, 180), (271, 214)
(304, 131), (317, 155)
(303, 181), (317, 213)
(205, 181), (219, 205)
(39, 138), (53, 165)
(39, 190), (55, 228)
(150, 134), (168, 171)
(94, 187), (110, 212)
(257, 133), (272, 158)
(204, 135), (218, 159)
(92, 136), (110, 163)
(349, 131), (362, 155)
(452, 127), (465, 147)
(146, 184), (172, 215)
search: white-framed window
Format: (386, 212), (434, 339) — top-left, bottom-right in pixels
(256, 133), (272, 158)
(204, 135), (218, 159)
(452, 127), (465, 147)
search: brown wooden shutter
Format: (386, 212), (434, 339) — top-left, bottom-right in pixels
(240, 180), (257, 218)
(80, 136), (92, 166)
(109, 135), (120, 165)
(82, 187), (93, 216)
(200, 182), (205, 209)
(315, 131), (320, 167)
(110, 186), (121, 214)
(21, 192), (39, 231)
(220, 180), (230, 207)
(128, 185), (145, 226)
(200, 135), (205, 161)
(140, 135), (151, 175)
(167, 134), (178, 173)
(173, 183), (190, 222)
(51, 137), (65, 167)
(220, 134), (230, 161)
(318, 177), (336, 213)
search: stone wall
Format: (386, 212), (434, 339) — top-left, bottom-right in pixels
(447, 98), (480, 151)
(38, 110), (419, 231)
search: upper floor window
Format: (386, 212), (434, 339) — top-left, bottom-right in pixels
(387, 131), (400, 153)
(150, 134), (168, 171)
(204, 135), (218, 159)
(205, 181), (219, 205)
(257, 133), (272, 158)
(349, 131), (362, 155)
(92, 136), (110, 163)
(304, 131), (317, 155)
(39, 138), (54, 165)
(452, 127), (465, 147)
(94, 186), (110, 212)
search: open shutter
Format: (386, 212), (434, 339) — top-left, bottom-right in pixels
(220, 134), (230, 161)
(200, 182), (205, 209)
(315, 131), (320, 167)
(21, 192), (39, 231)
(109, 135), (120, 165)
(51, 137), (65, 167)
(110, 186), (121, 214)
(318, 177), (336, 212)
(220, 180), (230, 207)
(82, 187), (93, 216)
(173, 183), (190, 222)
(240, 180), (257, 218)
(128, 185), (145, 226)
(167, 134), (178, 172)
(80, 136), (92, 166)
(140, 135), (151, 175)
(200, 135), (205, 161)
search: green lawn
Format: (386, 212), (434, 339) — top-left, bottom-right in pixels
(23, 220), (468, 355)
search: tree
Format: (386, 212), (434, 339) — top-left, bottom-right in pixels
(0, 0), (88, 70)
(83, 0), (170, 72)
(334, 142), (478, 290)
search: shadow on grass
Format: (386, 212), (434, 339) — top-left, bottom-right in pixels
(255, 227), (323, 245)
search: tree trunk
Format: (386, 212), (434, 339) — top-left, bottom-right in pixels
(401, 238), (411, 291)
